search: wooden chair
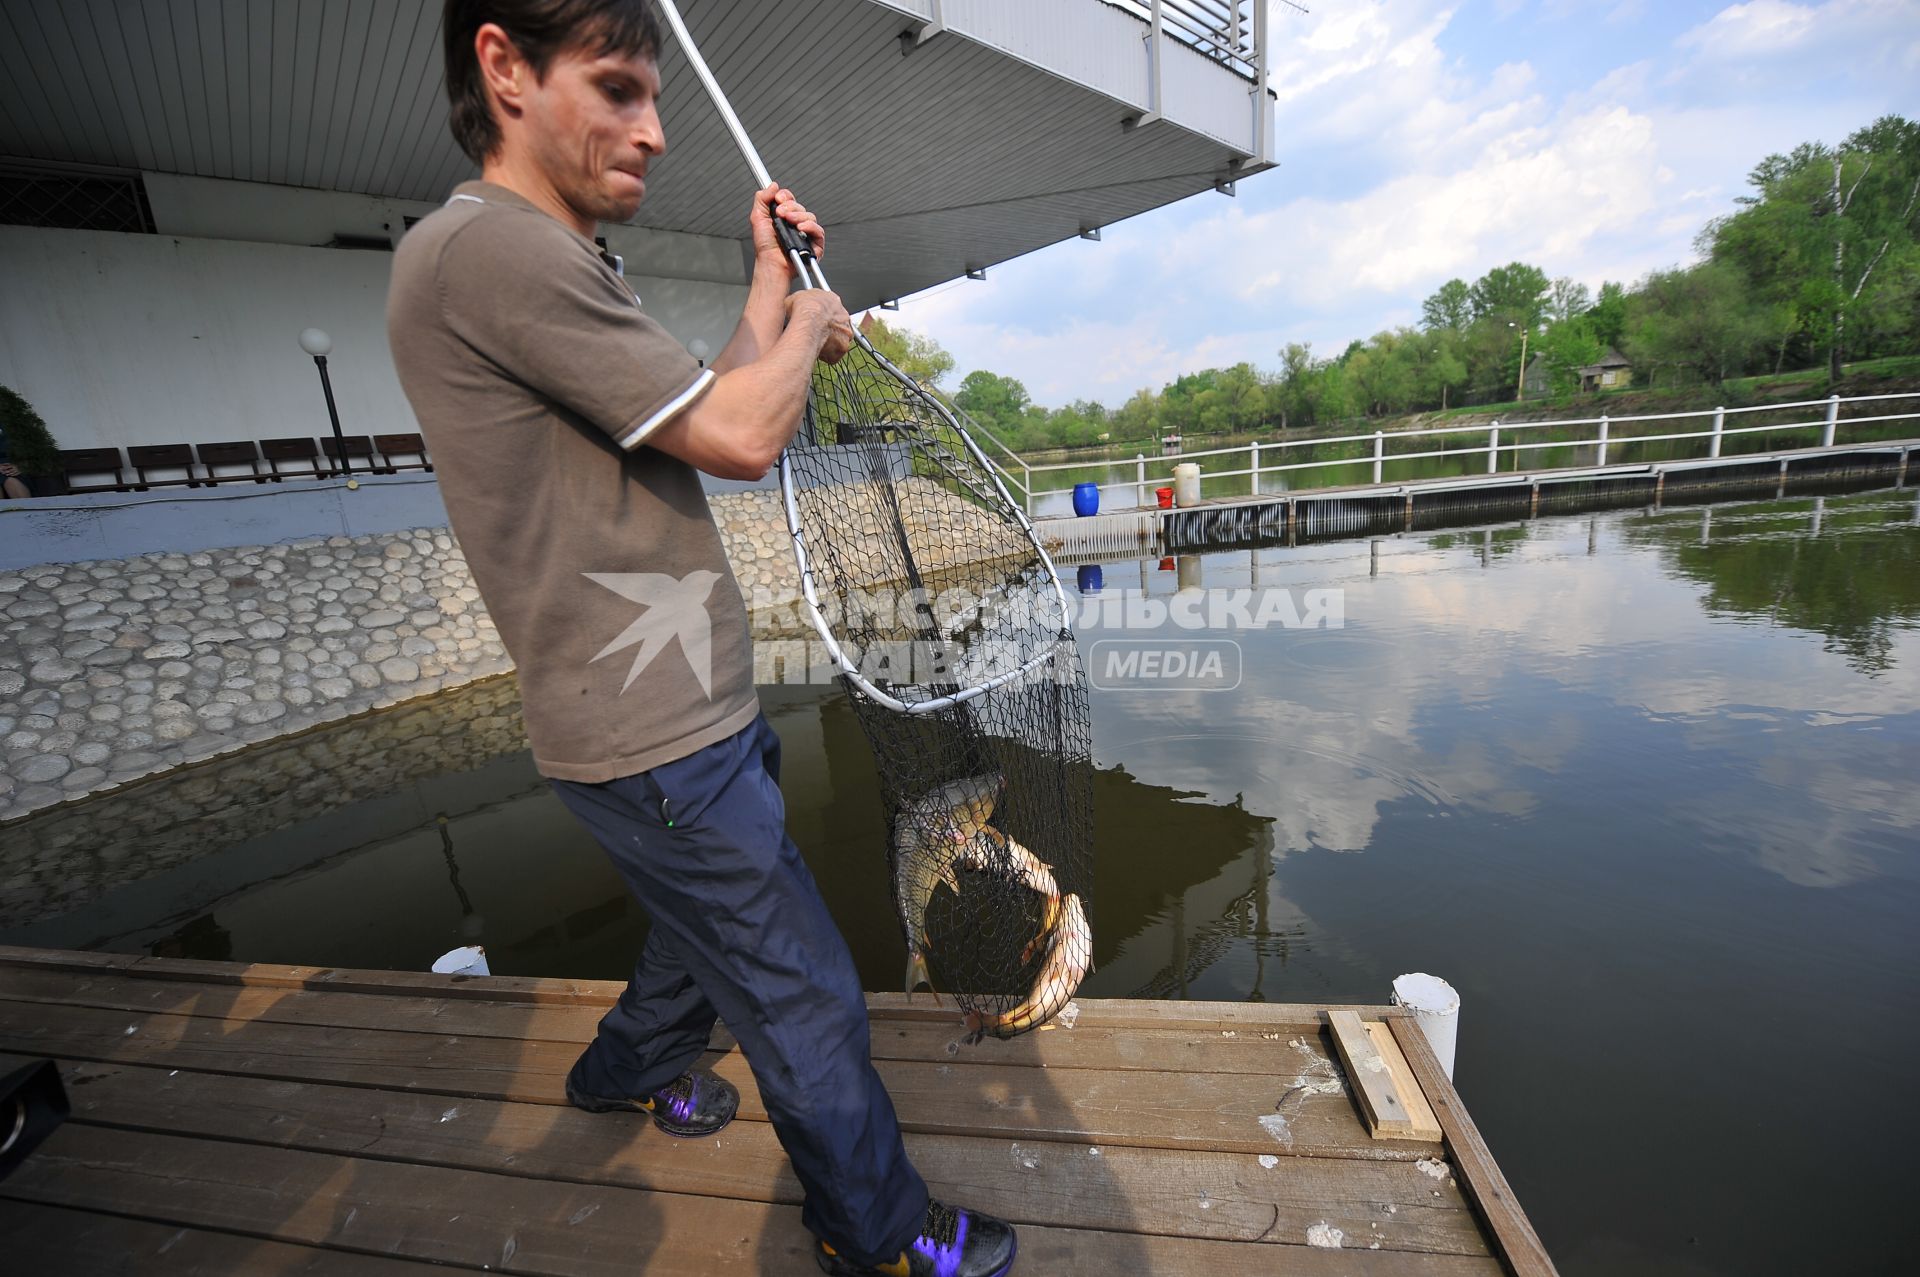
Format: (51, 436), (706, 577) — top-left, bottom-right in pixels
(373, 432), (433, 473)
(57, 447), (128, 494)
(320, 434), (377, 476)
(125, 444), (200, 489)
(195, 440), (267, 485)
(260, 437), (327, 481)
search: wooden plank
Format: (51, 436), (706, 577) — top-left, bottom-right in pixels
(0, 964), (1362, 1077)
(0, 998), (1430, 1160)
(4, 1125), (1504, 1276)
(0, 946), (1405, 1029)
(1366, 1022), (1443, 1144)
(44, 1057), (1494, 1258)
(1331, 1009), (1418, 1137)
(0, 1199), (449, 1275)
(1389, 1018), (1558, 1277)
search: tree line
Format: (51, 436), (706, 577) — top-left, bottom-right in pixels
(866, 114), (1919, 451)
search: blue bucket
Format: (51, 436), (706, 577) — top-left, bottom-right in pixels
(1072, 481), (1100, 517)
(1077, 563), (1104, 594)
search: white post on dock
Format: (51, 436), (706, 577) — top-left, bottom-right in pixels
(433, 946), (490, 977)
(1596, 415), (1609, 467)
(1487, 424), (1500, 475)
(1136, 455), (1147, 508)
(1250, 440), (1260, 496)
(1823, 394), (1839, 448)
(1392, 973), (1460, 1080)
(1372, 431), (1384, 484)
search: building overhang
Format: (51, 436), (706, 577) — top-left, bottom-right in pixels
(0, 0), (1274, 310)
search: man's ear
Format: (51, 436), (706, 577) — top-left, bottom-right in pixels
(474, 22), (528, 121)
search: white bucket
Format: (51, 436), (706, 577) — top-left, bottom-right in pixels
(1391, 972), (1460, 1079)
(432, 945), (490, 977)
(1173, 462), (1201, 508)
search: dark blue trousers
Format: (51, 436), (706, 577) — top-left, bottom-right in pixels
(550, 713), (929, 1265)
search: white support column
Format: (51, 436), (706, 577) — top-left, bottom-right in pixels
(1250, 440), (1261, 496)
(1136, 0), (1165, 128)
(1136, 454), (1147, 508)
(1823, 394), (1839, 448)
(1372, 431), (1385, 484)
(1251, 0), (1272, 164)
(1488, 424), (1501, 474)
(1710, 406), (1724, 458)
(1596, 415), (1609, 467)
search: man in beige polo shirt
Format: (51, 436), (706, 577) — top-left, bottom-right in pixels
(386, 3), (1017, 1276)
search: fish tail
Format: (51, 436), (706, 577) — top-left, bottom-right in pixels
(905, 951), (939, 1004)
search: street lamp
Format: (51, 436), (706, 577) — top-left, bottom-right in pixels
(298, 327), (355, 485)
(1509, 321), (1530, 403)
(687, 338), (711, 368)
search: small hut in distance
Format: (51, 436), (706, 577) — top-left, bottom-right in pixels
(1579, 348), (1632, 392)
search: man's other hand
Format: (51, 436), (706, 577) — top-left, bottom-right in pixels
(751, 182), (824, 277)
(786, 291), (853, 366)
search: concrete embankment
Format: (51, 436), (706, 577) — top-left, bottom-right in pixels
(0, 479), (1025, 823)
(0, 489), (817, 823)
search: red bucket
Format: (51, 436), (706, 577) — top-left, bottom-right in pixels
(1155, 486), (1174, 509)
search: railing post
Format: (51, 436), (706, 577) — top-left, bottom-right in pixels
(1250, 440), (1260, 496)
(1372, 431), (1384, 484)
(1596, 415), (1609, 467)
(1135, 454), (1147, 508)
(1710, 406), (1724, 458)
(1823, 394), (1839, 448)
(1488, 423), (1500, 474)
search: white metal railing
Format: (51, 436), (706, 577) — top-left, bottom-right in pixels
(1015, 392), (1920, 514)
(1105, 0), (1263, 79)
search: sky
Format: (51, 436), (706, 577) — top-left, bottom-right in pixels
(885, 0), (1920, 408)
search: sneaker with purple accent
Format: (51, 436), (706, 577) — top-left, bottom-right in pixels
(564, 1066), (738, 1138)
(814, 1199), (1017, 1277)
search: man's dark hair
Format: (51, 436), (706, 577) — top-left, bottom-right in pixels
(444, 0), (663, 163)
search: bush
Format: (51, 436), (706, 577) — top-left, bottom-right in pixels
(0, 385), (58, 476)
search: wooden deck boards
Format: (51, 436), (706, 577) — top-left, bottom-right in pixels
(0, 946), (1551, 1275)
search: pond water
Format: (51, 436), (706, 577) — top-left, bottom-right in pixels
(7, 485), (1919, 1276)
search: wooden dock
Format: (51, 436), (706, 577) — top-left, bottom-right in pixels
(0, 945), (1553, 1275)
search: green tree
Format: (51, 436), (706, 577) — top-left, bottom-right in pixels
(954, 369), (1030, 434)
(0, 385), (58, 478)
(1625, 262), (1776, 384)
(1468, 262), (1550, 326)
(860, 315), (955, 389)
(1421, 278), (1472, 330)
(1707, 114), (1920, 380)
(1587, 281), (1629, 350)
(1547, 277), (1592, 323)
(1535, 316), (1605, 395)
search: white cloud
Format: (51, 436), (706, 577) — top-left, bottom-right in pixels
(1678, 0), (1820, 58)
(885, 0), (1918, 404)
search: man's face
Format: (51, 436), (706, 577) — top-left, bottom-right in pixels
(518, 44), (665, 228)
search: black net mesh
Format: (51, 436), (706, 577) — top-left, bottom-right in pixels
(782, 335), (1093, 1038)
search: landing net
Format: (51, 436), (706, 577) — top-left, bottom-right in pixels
(780, 337), (1093, 1037)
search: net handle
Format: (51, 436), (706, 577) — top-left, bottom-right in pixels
(654, 0), (828, 292)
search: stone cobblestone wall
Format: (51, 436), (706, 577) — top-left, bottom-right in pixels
(0, 527), (513, 822)
(0, 482), (1014, 823)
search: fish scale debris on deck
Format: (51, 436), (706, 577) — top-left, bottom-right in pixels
(0, 944), (1555, 1274)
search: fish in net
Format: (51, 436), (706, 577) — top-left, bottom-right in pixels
(784, 341), (1094, 1039)
(659, 0), (1093, 1038)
